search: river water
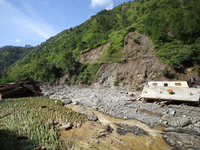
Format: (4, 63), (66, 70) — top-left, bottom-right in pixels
(65, 105), (173, 150)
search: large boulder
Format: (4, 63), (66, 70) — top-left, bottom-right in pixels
(179, 118), (191, 127)
(60, 122), (73, 130)
(74, 105), (98, 121)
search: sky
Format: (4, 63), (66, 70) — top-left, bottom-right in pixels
(0, 0), (132, 47)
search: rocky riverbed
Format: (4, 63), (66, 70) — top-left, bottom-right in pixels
(42, 84), (200, 150)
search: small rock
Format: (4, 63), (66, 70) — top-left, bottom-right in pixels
(72, 125), (77, 129)
(71, 101), (79, 105)
(177, 141), (183, 146)
(60, 122), (73, 130)
(179, 118), (191, 127)
(62, 100), (72, 105)
(128, 92), (134, 97)
(77, 123), (82, 127)
(124, 116), (128, 120)
(182, 139), (191, 145)
(95, 139), (100, 143)
(191, 120), (197, 124)
(194, 124), (200, 127)
(169, 110), (176, 116)
(49, 121), (59, 125)
(162, 111), (168, 115)
(169, 139), (176, 146)
(55, 101), (58, 104)
(70, 147), (74, 150)
(90, 94), (97, 99)
(164, 127), (175, 132)
(162, 114), (177, 124)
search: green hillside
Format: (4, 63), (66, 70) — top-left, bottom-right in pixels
(0, 46), (33, 81)
(1, 0), (200, 84)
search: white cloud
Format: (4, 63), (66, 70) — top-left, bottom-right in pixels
(16, 39), (21, 43)
(90, 0), (114, 9)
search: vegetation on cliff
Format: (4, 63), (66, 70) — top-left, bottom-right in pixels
(1, 0), (200, 84)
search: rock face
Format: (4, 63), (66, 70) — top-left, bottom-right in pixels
(94, 57), (166, 87)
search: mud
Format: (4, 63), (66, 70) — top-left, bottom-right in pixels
(65, 105), (173, 150)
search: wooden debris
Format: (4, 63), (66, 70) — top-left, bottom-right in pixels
(0, 112), (12, 119)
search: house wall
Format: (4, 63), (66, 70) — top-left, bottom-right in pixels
(148, 81), (188, 87)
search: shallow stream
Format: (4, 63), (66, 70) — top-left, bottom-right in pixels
(66, 105), (173, 150)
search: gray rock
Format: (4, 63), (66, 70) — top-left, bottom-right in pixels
(58, 95), (66, 100)
(60, 122), (73, 130)
(192, 120), (197, 124)
(77, 123), (82, 127)
(74, 105), (98, 121)
(72, 99), (82, 103)
(164, 127), (177, 132)
(71, 147), (74, 150)
(90, 94), (97, 99)
(169, 139), (176, 146)
(177, 141), (183, 146)
(62, 100), (72, 105)
(49, 121), (59, 125)
(71, 101), (79, 105)
(194, 124), (200, 127)
(162, 114), (177, 124)
(95, 139), (100, 143)
(169, 110), (176, 116)
(179, 118), (191, 127)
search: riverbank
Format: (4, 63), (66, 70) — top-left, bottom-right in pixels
(42, 85), (200, 150)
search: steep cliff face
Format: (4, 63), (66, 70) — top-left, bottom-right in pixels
(94, 56), (166, 87)
(74, 31), (199, 87)
(121, 31), (154, 59)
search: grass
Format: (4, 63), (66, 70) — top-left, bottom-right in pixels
(0, 97), (87, 150)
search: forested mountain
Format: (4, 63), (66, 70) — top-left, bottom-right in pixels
(1, 0), (200, 84)
(0, 46), (33, 80)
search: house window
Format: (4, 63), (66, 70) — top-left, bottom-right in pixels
(175, 83), (181, 86)
(153, 83), (157, 86)
(164, 83), (168, 87)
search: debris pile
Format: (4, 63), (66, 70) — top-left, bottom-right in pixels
(0, 77), (44, 99)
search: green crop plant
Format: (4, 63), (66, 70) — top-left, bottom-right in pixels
(0, 97), (87, 149)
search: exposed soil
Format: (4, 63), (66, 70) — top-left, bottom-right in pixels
(78, 42), (110, 63)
